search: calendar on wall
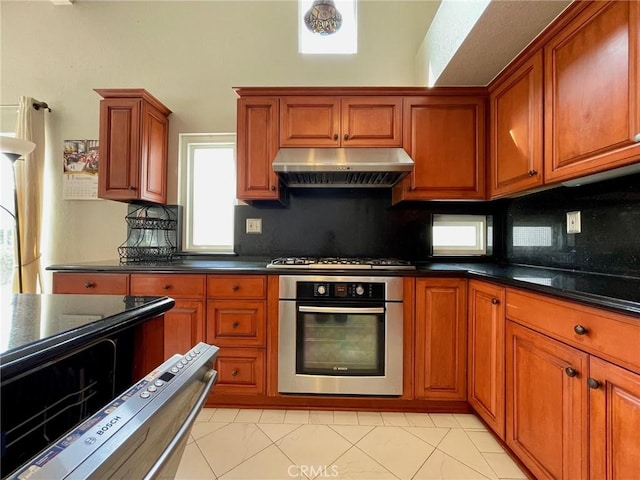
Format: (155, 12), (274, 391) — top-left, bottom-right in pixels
(63, 139), (100, 200)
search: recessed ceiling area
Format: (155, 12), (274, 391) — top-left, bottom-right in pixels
(416, 0), (572, 86)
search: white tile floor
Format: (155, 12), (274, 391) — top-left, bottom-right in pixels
(175, 409), (528, 480)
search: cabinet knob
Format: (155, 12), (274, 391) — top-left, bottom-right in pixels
(270, 185), (276, 191)
(231, 369), (239, 377)
(333, 133), (339, 140)
(565, 367), (578, 377)
(162, 284), (171, 290)
(84, 282), (95, 288)
(491, 298), (500, 305)
(528, 170), (538, 176)
(634, 133), (640, 143)
(231, 284), (239, 291)
(232, 321), (239, 328)
(573, 324), (588, 335)
(588, 378), (602, 389)
(344, 133), (349, 141)
(128, 185), (137, 190)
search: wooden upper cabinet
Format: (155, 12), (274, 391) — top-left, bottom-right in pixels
(414, 278), (467, 401)
(236, 97), (281, 201)
(279, 96), (402, 147)
(489, 51), (544, 198)
(588, 356), (640, 480)
(279, 96), (340, 147)
(95, 89), (170, 204)
(467, 281), (506, 439)
(393, 96), (486, 202)
(544, 0), (640, 183)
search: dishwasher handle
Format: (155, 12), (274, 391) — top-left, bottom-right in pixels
(144, 369), (218, 480)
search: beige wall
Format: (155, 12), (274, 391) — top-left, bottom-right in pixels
(0, 0), (437, 289)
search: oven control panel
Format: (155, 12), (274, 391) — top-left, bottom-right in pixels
(297, 281), (385, 300)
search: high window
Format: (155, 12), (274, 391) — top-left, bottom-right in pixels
(299, 0), (357, 54)
(178, 134), (236, 253)
(432, 214), (489, 256)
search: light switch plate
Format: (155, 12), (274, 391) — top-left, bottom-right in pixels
(246, 218), (262, 234)
(566, 211), (581, 234)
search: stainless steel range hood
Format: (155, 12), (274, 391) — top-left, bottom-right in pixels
(272, 148), (414, 187)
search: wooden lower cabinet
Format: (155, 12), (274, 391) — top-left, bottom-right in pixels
(468, 280), (505, 438)
(162, 299), (205, 359)
(206, 275), (268, 397)
(130, 274), (206, 362)
(414, 278), (467, 400)
(53, 272), (129, 294)
(212, 348), (266, 395)
(589, 356), (640, 480)
(506, 320), (589, 480)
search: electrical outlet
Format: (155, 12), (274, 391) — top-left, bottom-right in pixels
(246, 218), (262, 234)
(566, 211), (581, 234)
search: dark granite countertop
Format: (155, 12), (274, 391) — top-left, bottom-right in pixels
(47, 259), (640, 317)
(0, 294), (175, 380)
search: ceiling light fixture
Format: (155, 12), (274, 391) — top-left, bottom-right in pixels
(304, 0), (343, 36)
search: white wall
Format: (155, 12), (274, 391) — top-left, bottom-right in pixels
(0, 0), (438, 288)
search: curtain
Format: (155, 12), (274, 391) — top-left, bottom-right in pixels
(13, 97), (45, 293)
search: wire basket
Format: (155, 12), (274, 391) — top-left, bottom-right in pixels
(118, 246), (177, 263)
(119, 205), (178, 263)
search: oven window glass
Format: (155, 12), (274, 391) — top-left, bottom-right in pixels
(296, 311), (384, 376)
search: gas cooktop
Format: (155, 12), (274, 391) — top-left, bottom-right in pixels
(266, 257), (416, 270)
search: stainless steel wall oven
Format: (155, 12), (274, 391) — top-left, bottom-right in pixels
(278, 275), (403, 396)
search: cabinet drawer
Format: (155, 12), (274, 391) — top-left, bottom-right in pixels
(212, 348), (265, 395)
(130, 274), (205, 297)
(53, 273), (129, 294)
(506, 289), (640, 372)
(207, 275), (266, 299)
(206, 300), (266, 347)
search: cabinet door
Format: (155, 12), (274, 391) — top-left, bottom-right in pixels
(279, 96), (340, 147)
(206, 300), (266, 347)
(139, 101), (168, 203)
(589, 356), (640, 480)
(236, 97), (280, 200)
(506, 321), (588, 480)
(212, 347), (266, 395)
(468, 281), (505, 438)
(489, 51), (543, 198)
(544, 0), (640, 182)
(163, 299), (205, 359)
(98, 98), (141, 201)
(414, 278), (467, 400)
(341, 97), (402, 147)
(393, 96), (486, 202)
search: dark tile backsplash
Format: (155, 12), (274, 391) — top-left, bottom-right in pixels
(504, 173), (640, 277)
(234, 188), (501, 261)
(232, 173), (639, 276)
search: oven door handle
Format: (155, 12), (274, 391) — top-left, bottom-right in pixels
(298, 306), (385, 314)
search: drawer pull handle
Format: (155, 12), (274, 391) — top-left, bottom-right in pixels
(231, 284), (239, 291)
(588, 378), (602, 389)
(162, 284), (171, 290)
(573, 324), (588, 335)
(84, 282), (95, 288)
(528, 169), (538, 176)
(231, 369), (239, 377)
(232, 321), (239, 328)
(565, 367), (578, 378)
(491, 298), (500, 305)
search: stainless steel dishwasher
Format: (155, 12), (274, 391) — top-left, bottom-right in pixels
(6, 342), (218, 480)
